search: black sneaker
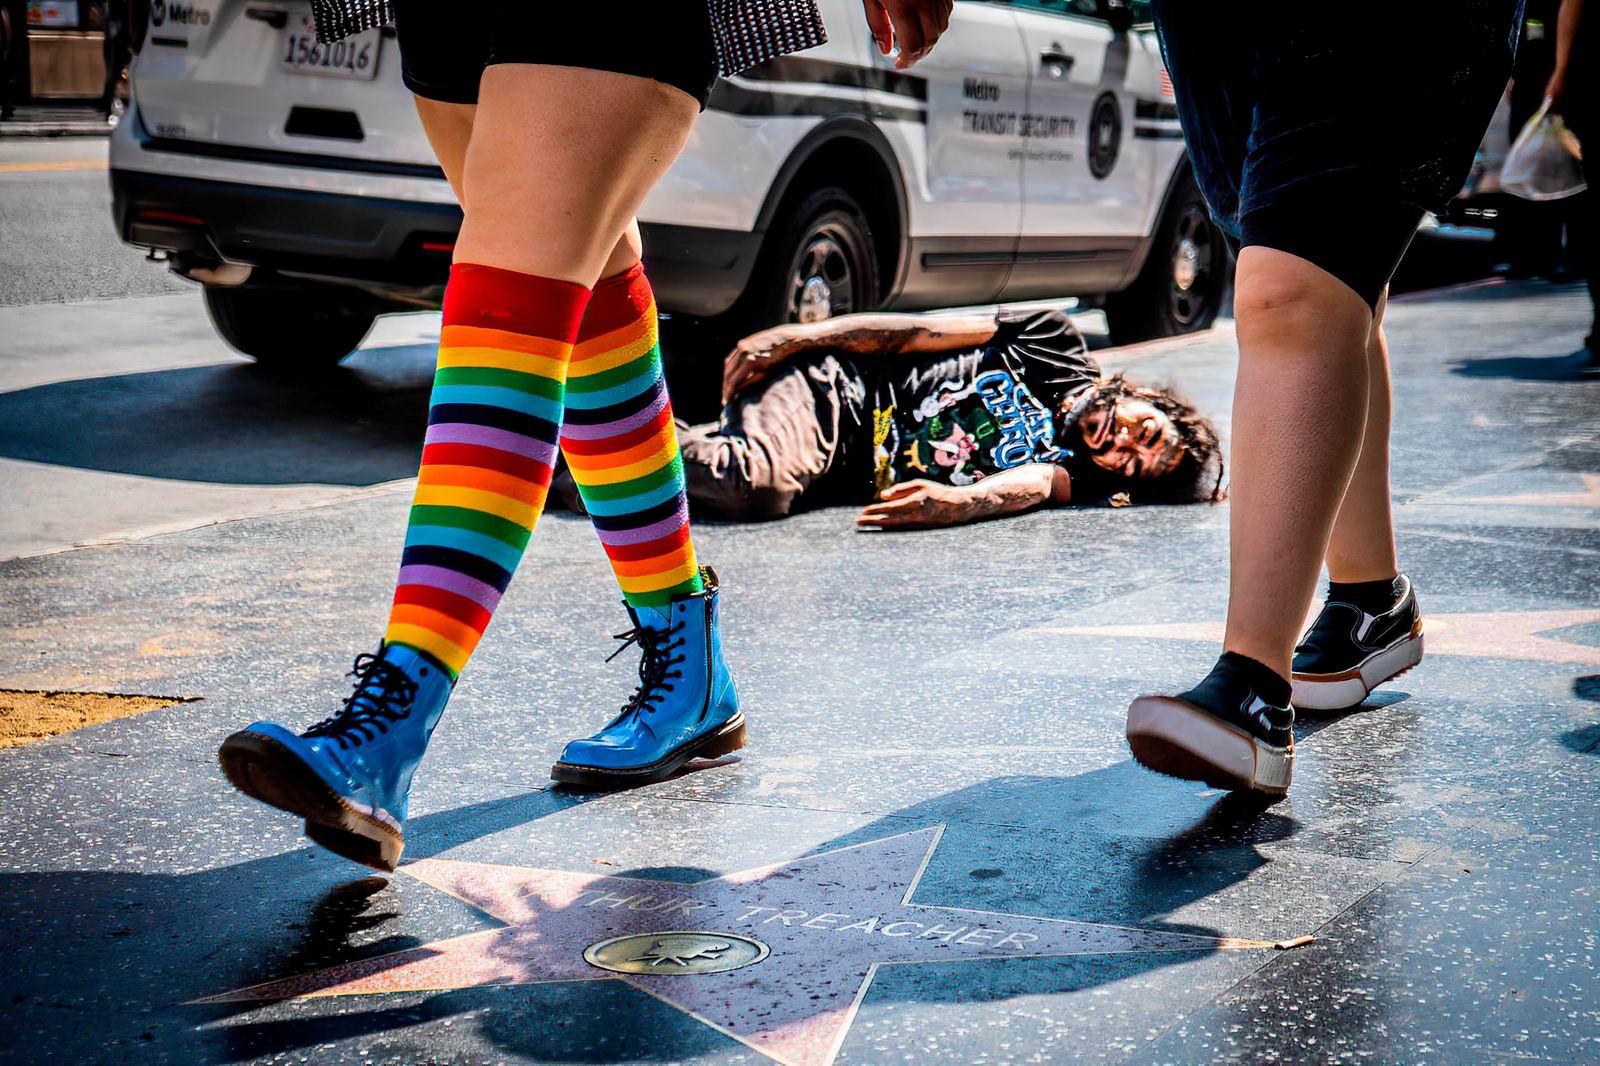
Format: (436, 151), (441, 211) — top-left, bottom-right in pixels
(1292, 574), (1423, 711)
(1126, 652), (1295, 797)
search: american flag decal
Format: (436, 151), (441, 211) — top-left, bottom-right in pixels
(1158, 66), (1175, 98)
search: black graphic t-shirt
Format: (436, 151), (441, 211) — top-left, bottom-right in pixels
(869, 308), (1099, 497)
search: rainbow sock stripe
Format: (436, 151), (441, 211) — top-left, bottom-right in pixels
(385, 263), (591, 678)
(560, 264), (704, 608)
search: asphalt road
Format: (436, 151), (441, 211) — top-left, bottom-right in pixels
(0, 139), (1124, 560)
(0, 139), (191, 307)
(0, 134), (1514, 563)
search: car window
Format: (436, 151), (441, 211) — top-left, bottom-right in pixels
(1007, 0), (1154, 22)
(1010, 0), (1100, 17)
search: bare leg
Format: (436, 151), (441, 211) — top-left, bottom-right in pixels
(454, 65), (695, 285)
(1324, 290), (1398, 583)
(411, 94), (644, 286)
(1222, 247), (1374, 679)
(411, 96), (474, 206)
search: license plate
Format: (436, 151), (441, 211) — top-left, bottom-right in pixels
(280, 15), (380, 81)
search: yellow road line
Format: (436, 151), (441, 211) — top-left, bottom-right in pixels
(0, 159), (108, 174)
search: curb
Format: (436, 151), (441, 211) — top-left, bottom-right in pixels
(0, 123), (113, 138)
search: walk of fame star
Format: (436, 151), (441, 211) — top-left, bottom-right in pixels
(197, 827), (1279, 1066)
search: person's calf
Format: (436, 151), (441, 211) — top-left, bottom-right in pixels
(1223, 247), (1374, 679)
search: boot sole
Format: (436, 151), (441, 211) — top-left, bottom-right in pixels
(1293, 628), (1425, 712)
(1126, 697), (1292, 797)
(550, 714), (747, 790)
(218, 730), (404, 872)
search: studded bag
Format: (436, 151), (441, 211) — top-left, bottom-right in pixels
(307, 0), (828, 76)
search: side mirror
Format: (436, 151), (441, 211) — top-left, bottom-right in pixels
(1099, 0), (1135, 33)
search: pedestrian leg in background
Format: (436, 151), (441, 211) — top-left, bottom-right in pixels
(1572, 117), (1598, 355)
(0, 0), (29, 121)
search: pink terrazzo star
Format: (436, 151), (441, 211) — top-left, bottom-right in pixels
(199, 826), (1275, 1066)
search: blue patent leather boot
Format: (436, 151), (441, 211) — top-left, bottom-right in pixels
(218, 644), (454, 871)
(551, 566), (743, 788)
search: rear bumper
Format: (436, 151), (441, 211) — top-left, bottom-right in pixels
(112, 107), (766, 317)
(111, 166), (762, 314)
(111, 167), (463, 290)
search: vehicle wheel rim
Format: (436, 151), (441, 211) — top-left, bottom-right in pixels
(1168, 203), (1216, 331)
(787, 230), (855, 324)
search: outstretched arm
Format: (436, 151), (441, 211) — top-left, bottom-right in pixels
(722, 310), (998, 403)
(856, 464), (1073, 531)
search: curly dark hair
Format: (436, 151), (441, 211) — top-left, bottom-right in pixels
(1067, 376), (1227, 505)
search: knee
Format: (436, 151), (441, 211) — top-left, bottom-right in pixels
(1233, 267), (1331, 322)
(1233, 255), (1372, 342)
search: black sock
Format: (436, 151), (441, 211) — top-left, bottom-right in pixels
(1327, 576), (1402, 615)
(1214, 651), (1292, 707)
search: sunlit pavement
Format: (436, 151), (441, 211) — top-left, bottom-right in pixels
(1, 272), (1596, 1063)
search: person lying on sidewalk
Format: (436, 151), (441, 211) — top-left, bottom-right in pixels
(554, 307), (1224, 529)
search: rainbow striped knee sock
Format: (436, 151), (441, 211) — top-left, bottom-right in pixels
(384, 263), (591, 678)
(560, 264), (704, 608)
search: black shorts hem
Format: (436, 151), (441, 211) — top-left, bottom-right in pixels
(1238, 191), (1424, 311)
(393, 1), (720, 111)
(401, 70), (480, 105)
(403, 61), (718, 110)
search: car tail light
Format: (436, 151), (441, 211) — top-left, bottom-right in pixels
(137, 207), (205, 226)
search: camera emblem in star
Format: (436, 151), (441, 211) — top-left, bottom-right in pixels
(585, 932), (770, 976)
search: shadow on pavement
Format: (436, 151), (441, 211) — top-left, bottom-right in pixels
(0, 760), (1298, 1065)
(0, 345), (438, 486)
(1564, 675), (1600, 755)
(0, 691), (1448, 1065)
(1450, 347), (1599, 381)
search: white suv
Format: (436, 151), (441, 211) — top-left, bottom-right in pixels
(111, 0), (1225, 371)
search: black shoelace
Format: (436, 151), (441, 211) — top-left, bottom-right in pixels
(606, 621), (686, 718)
(303, 652), (419, 750)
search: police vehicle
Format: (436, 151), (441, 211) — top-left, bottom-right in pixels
(110, 0), (1226, 371)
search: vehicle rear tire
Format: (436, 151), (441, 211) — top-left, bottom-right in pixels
(746, 186), (880, 332)
(204, 283), (377, 369)
(1103, 171), (1228, 346)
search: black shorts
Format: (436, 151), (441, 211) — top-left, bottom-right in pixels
(392, 2), (721, 110)
(1151, 0), (1523, 309)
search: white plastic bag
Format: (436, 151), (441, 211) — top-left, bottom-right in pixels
(1501, 100), (1587, 201)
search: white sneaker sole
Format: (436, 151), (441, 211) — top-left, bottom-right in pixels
(1126, 696), (1293, 797)
(1292, 626), (1424, 711)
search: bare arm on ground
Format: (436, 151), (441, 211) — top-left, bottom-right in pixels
(722, 310), (999, 403)
(855, 464), (1073, 531)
